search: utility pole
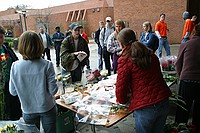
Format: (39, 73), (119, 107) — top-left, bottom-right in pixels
(15, 10), (27, 32)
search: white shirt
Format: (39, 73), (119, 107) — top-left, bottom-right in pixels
(40, 33), (47, 48)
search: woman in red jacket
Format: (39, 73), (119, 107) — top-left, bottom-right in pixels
(116, 28), (171, 133)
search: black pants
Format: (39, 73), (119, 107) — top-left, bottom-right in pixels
(54, 43), (61, 66)
(70, 65), (82, 82)
(4, 82), (22, 120)
(175, 80), (200, 128)
(42, 48), (51, 60)
(102, 49), (111, 75)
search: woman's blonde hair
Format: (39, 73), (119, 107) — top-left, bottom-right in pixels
(115, 19), (125, 29)
(18, 31), (44, 60)
(143, 21), (152, 32)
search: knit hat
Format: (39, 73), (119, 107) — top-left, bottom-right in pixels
(182, 11), (190, 19)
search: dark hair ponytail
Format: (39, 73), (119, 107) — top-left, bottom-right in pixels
(131, 42), (151, 69)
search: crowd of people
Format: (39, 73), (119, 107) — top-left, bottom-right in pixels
(0, 10), (199, 133)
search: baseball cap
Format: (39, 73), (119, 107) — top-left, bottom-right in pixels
(69, 22), (83, 30)
(106, 17), (112, 22)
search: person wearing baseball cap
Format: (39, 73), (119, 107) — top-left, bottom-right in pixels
(60, 22), (90, 82)
(99, 16), (115, 75)
(106, 17), (112, 22)
(52, 26), (64, 67)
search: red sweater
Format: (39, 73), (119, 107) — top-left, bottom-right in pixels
(116, 53), (171, 111)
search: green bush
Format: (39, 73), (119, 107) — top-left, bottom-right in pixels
(4, 37), (15, 47)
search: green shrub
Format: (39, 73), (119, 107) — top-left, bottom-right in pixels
(4, 37), (15, 47)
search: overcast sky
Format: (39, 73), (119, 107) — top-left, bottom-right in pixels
(0, 0), (84, 11)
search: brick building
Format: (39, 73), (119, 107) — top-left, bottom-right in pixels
(113, 0), (200, 43)
(0, 0), (199, 43)
(0, 0), (114, 38)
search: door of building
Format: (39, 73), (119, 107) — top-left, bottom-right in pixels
(187, 0), (200, 23)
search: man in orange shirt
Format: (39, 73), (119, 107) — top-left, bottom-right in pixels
(155, 13), (171, 58)
(181, 11), (197, 43)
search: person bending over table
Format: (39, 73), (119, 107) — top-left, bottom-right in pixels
(115, 28), (172, 133)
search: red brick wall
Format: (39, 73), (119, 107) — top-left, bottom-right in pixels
(113, 0), (187, 44)
(85, 7), (114, 38)
(0, 9), (16, 16)
(48, 12), (69, 35)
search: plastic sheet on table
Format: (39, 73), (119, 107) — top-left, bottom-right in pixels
(73, 95), (112, 125)
(75, 104), (111, 125)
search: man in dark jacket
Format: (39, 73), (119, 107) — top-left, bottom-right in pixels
(95, 21), (105, 71)
(38, 27), (52, 60)
(60, 22), (90, 82)
(52, 26), (64, 67)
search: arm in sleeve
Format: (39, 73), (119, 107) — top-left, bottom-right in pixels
(9, 64), (17, 96)
(61, 33), (65, 41)
(51, 33), (56, 43)
(140, 33), (145, 43)
(155, 22), (161, 38)
(184, 32), (190, 39)
(60, 37), (77, 70)
(47, 34), (53, 46)
(175, 45), (185, 77)
(107, 34), (116, 53)
(145, 33), (156, 48)
(47, 62), (58, 95)
(99, 29), (104, 48)
(115, 58), (131, 104)
(155, 31), (161, 39)
(94, 30), (100, 46)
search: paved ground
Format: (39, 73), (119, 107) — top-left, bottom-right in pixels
(15, 40), (180, 133)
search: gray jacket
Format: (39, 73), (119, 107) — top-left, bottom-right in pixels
(9, 59), (58, 114)
(99, 24), (115, 49)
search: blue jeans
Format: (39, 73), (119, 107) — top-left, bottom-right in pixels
(98, 46), (103, 70)
(134, 99), (169, 133)
(157, 37), (170, 58)
(23, 106), (57, 133)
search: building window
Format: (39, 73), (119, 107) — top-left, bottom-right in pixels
(92, 9), (95, 13)
(96, 8), (100, 12)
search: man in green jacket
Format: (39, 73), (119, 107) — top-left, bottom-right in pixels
(60, 22), (90, 82)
